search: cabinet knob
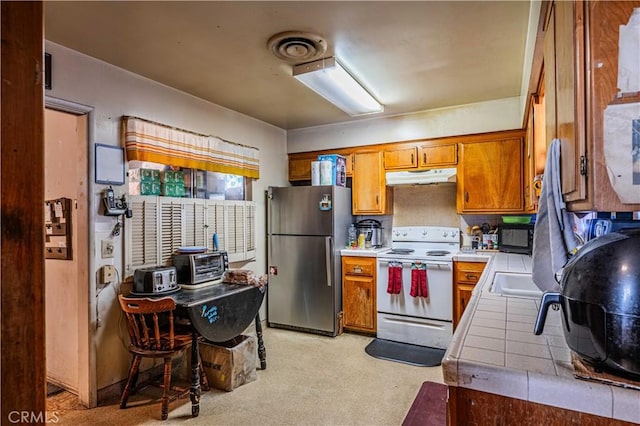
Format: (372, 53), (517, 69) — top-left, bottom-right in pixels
(423, 153), (427, 164)
(466, 274), (478, 281)
(464, 191), (469, 203)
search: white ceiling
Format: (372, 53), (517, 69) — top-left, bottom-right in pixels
(44, 1), (533, 130)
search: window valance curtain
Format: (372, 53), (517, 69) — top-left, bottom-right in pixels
(122, 116), (260, 179)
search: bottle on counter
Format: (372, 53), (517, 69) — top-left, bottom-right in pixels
(357, 233), (366, 249)
(348, 224), (357, 248)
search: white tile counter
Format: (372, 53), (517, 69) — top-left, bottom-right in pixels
(442, 252), (640, 424)
(340, 247), (390, 257)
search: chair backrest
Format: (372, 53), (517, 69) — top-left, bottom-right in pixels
(118, 295), (178, 351)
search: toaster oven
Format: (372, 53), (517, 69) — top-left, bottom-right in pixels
(172, 251), (229, 286)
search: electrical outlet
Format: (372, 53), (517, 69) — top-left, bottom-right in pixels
(101, 265), (117, 285)
(101, 240), (114, 258)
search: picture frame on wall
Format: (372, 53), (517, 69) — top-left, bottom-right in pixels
(95, 143), (125, 185)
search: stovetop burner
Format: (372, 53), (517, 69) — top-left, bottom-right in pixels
(425, 250), (451, 256)
(388, 248), (415, 255)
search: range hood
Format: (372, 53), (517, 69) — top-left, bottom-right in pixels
(385, 167), (457, 186)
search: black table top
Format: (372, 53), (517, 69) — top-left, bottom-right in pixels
(171, 282), (257, 308)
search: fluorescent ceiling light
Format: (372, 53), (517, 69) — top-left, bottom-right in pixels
(293, 57), (383, 117)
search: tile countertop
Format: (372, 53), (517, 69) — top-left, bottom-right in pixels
(442, 252), (640, 424)
(340, 247), (390, 257)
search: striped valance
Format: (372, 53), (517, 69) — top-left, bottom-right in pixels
(122, 116), (259, 179)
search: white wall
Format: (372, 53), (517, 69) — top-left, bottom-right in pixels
(44, 41), (288, 392)
(287, 97), (522, 153)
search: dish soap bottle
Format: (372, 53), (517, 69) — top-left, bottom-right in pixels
(348, 224), (357, 248)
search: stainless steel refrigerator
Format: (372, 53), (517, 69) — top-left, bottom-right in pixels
(267, 185), (352, 336)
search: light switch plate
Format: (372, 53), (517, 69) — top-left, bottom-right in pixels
(101, 240), (114, 258)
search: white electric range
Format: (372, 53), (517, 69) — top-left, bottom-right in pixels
(376, 226), (460, 349)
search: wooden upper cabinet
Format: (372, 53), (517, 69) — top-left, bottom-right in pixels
(419, 143), (457, 167)
(289, 151), (353, 182)
(457, 136), (524, 213)
(541, 0), (640, 212)
(352, 151), (392, 215)
(345, 153), (354, 177)
(384, 147), (417, 170)
(288, 155), (314, 181)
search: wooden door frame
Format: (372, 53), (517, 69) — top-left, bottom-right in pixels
(45, 97), (97, 407)
(1, 1), (46, 419)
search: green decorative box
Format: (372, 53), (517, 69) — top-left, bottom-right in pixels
(140, 168), (160, 182)
(140, 181), (161, 196)
(163, 182), (185, 197)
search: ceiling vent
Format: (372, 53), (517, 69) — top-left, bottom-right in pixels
(267, 31), (327, 63)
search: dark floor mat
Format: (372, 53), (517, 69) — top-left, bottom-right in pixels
(402, 381), (447, 426)
(364, 338), (445, 367)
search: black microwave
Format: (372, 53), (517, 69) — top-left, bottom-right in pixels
(498, 224), (534, 255)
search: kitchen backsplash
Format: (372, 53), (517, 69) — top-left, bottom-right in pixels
(392, 184), (502, 247)
(393, 184), (458, 227)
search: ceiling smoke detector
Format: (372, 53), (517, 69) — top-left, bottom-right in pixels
(267, 31), (327, 63)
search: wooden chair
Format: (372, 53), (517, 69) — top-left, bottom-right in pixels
(118, 294), (208, 420)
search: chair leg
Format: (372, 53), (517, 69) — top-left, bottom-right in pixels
(120, 355), (142, 409)
(161, 357), (172, 420)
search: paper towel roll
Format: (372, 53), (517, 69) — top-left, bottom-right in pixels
(311, 161), (321, 186)
(319, 160), (333, 185)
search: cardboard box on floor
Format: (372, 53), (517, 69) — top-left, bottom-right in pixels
(200, 335), (257, 391)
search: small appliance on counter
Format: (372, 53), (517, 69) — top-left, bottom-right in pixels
(355, 219), (383, 248)
(535, 228), (640, 380)
(133, 266), (179, 295)
(498, 222), (534, 255)
(172, 249), (229, 289)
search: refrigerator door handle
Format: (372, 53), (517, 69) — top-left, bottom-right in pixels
(325, 236), (332, 287)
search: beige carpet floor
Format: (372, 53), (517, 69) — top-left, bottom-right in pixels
(50, 327), (445, 425)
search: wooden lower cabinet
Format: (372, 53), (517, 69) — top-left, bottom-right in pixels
(453, 261), (486, 330)
(342, 256), (376, 334)
(447, 387), (630, 426)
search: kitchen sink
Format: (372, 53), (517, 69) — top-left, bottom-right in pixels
(490, 272), (543, 299)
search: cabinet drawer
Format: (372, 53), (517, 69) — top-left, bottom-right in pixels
(454, 262), (485, 284)
(342, 257), (376, 276)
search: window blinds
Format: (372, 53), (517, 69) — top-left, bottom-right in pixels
(122, 116), (260, 179)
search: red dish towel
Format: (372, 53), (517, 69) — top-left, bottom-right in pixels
(387, 263), (403, 294)
(410, 263), (428, 298)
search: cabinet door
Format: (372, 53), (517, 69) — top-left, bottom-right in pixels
(343, 275), (376, 332)
(384, 147), (417, 170)
(288, 156), (313, 181)
(453, 261), (485, 330)
(345, 153), (354, 177)
(454, 283), (475, 330)
(457, 138), (524, 213)
(419, 143), (457, 167)
(352, 151), (392, 215)
(553, 0), (587, 204)
(581, 1), (640, 211)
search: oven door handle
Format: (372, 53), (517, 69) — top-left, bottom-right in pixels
(423, 261), (451, 268)
(377, 260), (451, 268)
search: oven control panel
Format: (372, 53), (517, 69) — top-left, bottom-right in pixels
(391, 226), (460, 243)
